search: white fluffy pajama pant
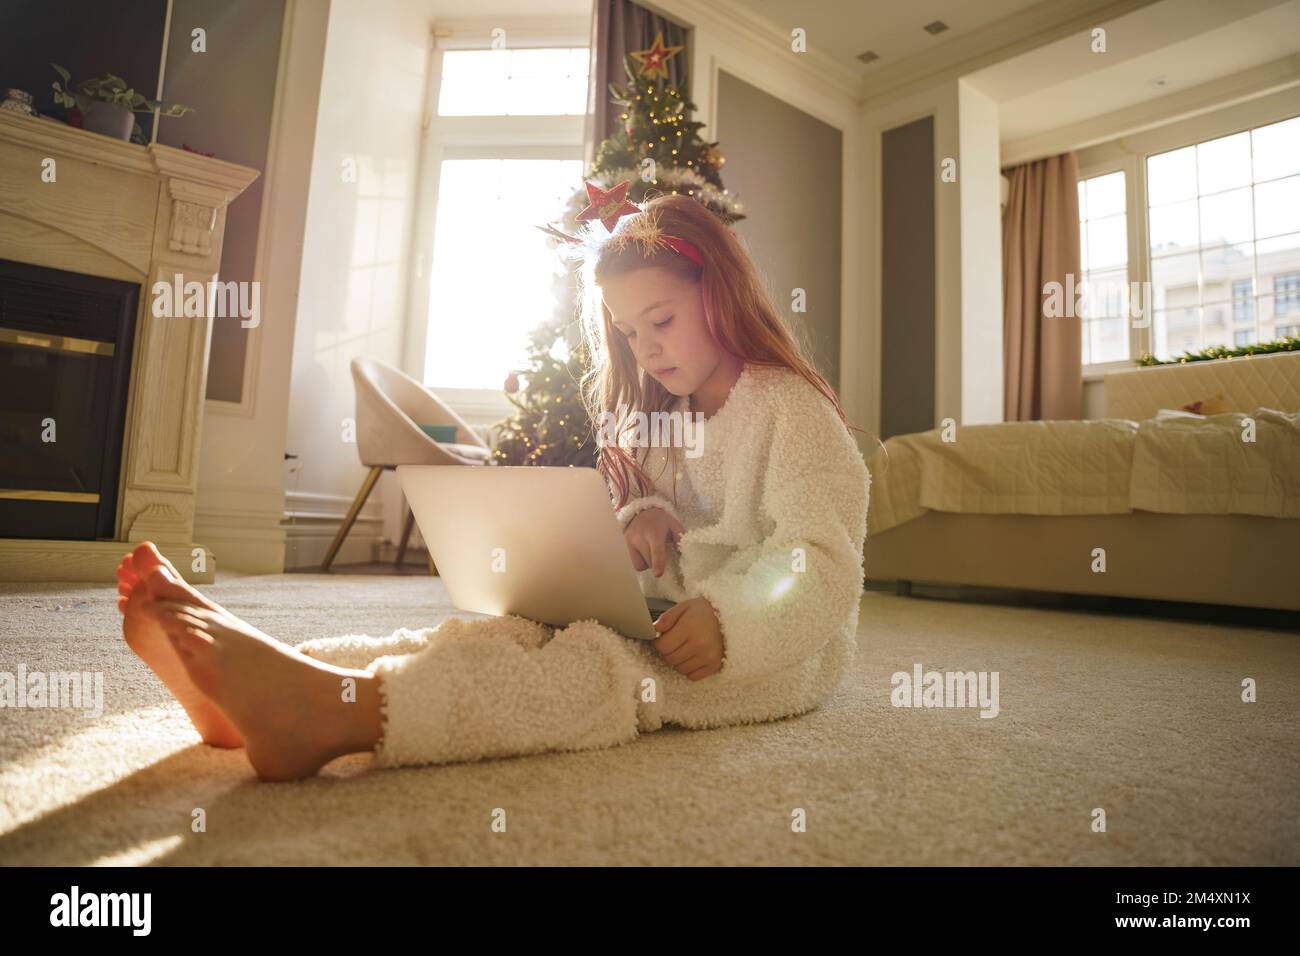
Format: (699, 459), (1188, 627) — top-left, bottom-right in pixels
(293, 615), (668, 768)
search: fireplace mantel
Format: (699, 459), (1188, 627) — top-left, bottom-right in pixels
(0, 109), (258, 582)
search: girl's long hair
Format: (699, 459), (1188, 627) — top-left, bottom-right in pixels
(577, 192), (879, 511)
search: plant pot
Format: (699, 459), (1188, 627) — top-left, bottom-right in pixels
(81, 101), (133, 141)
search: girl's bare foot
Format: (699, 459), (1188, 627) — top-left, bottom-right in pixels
(141, 577), (384, 782)
(117, 544), (243, 748)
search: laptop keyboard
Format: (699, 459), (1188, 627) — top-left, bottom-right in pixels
(646, 597), (675, 620)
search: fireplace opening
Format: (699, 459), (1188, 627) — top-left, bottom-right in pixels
(0, 259), (139, 540)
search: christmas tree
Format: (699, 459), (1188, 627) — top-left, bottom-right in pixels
(578, 33), (744, 224)
(491, 33), (744, 467)
(490, 315), (599, 468)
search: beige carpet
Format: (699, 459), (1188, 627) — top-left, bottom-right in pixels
(1, 574), (1297, 866)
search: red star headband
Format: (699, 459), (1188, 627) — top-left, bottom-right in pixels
(536, 179), (707, 267)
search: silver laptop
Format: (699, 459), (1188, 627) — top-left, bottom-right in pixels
(396, 465), (676, 641)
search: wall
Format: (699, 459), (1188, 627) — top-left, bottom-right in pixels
(159, 0), (287, 403)
(714, 69), (843, 389)
(0, 0), (167, 141)
(860, 76), (1007, 437)
(281, 0), (434, 569)
(879, 116), (935, 439)
(193, 0), (332, 573)
(956, 79), (1005, 425)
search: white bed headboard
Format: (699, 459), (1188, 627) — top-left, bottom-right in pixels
(1103, 351), (1300, 420)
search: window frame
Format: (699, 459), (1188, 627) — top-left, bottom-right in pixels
(1077, 153), (1145, 382)
(1276, 271), (1300, 316)
(407, 18), (590, 426)
(1076, 92), (1300, 381)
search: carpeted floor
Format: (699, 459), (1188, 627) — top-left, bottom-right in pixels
(1, 574), (1297, 866)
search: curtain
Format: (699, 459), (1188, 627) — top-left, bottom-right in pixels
(1002, 152), (1084, 421)
(584, 0), (690, 171)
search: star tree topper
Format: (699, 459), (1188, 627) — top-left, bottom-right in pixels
(629, 31), (685, 81)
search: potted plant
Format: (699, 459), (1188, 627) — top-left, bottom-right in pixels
(51, 63), (193, 144)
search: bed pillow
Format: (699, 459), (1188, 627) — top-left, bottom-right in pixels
(1177, 392), (1230, 415)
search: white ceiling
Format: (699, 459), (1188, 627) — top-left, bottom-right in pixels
(425, 0), (1083, 82)
(969, 0), (1300, 140)
(746, 0), (1051, 69)
(424, 0), (1053, 58)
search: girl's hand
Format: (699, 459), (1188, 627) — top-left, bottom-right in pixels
(624, 507), (685, 578)
(651, 597), (724, 681)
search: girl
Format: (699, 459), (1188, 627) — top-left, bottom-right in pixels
(115, 190), (871, 781)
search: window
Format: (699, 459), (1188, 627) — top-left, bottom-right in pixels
(437, 48), (589, 116)
(1276, 271), (1300, 315)
(1146, 115), (1300, 358)
(1077, 171), (1129, 364)
(424, 158), (583, 389)
(420, 38), (590, 394)
(1232, 278), (1254, 324)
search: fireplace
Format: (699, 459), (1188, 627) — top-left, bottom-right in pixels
(0, 107), (256, 581)
(0, 259), (138, 539)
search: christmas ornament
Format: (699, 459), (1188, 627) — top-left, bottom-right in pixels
(537, 179), (710, 267)
(629, 31), (684, 81)
(574, 180), (641, 232)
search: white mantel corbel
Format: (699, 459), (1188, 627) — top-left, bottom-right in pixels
(166, 181), (220, 257)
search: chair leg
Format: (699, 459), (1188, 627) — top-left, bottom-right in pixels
(321, 466), (383, 572)
(396, 508), (416, 567)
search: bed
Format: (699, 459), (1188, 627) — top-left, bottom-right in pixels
(863, 350), (1300, 611)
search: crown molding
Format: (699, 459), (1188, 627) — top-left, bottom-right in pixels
(859, 0), (1164, 108)
(650, 0), (863, 103)
(1001, 52), (1300, 165)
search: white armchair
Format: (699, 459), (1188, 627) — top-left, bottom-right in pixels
(320, 357), (492, 572)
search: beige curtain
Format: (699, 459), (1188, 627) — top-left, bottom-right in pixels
(1002, 152), (1083, 421)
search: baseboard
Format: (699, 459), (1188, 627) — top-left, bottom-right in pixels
(195, 480), (289, 574)
(192, 486), (388, 573)
(283, 524), (381, 570)
(195, 522), (287, 575)
(282, 488), (385, 571)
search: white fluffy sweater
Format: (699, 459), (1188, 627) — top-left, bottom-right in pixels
(607, 362), (871, 729)
(295, 362), (873, 767)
